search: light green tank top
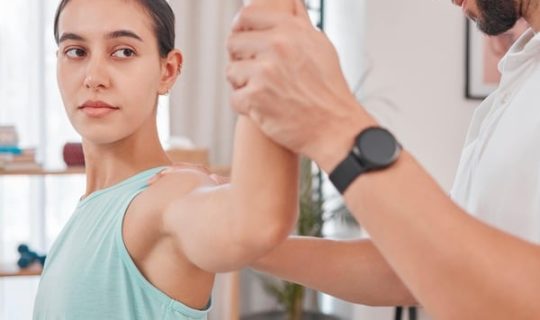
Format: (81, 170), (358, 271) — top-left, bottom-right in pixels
(33, 167), (210, 320)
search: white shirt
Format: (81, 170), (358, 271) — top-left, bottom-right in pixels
(451, 29), (540, 243)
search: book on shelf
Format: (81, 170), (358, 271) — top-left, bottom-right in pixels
(0, 148), (41, 172)
(0, 126), (42, 172)
(0, 148), (34, 158)
(0, 145), (23, 155)
(0, 162), (42, 172)
(0, 125), (19, 146)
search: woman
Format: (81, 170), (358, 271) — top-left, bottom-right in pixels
(33, 0), (299, 319)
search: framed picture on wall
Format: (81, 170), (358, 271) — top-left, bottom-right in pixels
(465, 19), (529, 100)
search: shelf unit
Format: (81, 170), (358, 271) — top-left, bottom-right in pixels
(0, 167), (85, 176)
(0, 167), (84, 278)
(0, 263), (42, 278)
(0, 166), (229, 176)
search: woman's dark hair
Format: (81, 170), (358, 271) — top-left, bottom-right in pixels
(53, 0), (175, 58)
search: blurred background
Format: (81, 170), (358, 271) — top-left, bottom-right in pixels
(0, 0), (484, 319)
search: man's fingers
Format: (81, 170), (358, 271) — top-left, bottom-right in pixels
(148, 164), (211, 185)
(243, 0), (295, 12)
(147, 172), (163, 185)
(226, 59), (258, 90)
(210, 174), (230, 185)
(230, 83), (259, 116)
(232, 6), (289, 32)
(232, 1), (312, 33)
(227, 31), (267, 61)
(227, 58), (277, 119)
(292, 0), (311, 21)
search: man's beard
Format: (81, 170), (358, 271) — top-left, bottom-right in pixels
(476, 0), (519, 35)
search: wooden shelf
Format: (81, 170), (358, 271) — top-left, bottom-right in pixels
(0, 167), (85, 176)
(0, 166), (231, 176)
(0, 263), (42, 277)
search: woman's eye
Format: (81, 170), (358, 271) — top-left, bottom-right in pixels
(112, 48), (136, 58)
(65, 48), (86, 58)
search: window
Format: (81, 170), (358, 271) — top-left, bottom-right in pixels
(0, 2), (169, 318)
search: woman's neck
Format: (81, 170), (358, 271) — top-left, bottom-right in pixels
(82, 128), (171, 197)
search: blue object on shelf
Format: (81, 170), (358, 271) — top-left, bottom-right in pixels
(16, 243), (47, 269)
(17, 244), (29, 253)
(0, 145), (22, 155)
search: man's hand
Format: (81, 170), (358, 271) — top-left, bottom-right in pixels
(148, 163), (230, 186)
(227, 0), (376, 171)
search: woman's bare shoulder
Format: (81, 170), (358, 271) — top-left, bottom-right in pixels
(122, 167), (219, 257)
(138, 167), (218, 214)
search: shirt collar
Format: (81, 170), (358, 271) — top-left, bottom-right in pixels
(499, 28), (540, 73)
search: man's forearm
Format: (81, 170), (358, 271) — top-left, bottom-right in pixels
(335, 150), (540, 320)
(252, 236), (416, 306)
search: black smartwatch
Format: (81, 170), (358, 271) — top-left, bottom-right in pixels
(329, 127), (401, 194)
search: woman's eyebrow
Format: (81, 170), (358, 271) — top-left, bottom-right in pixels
(58, 30), (143, 44)
(58, 32), (85, 43)
(106, 30), (144, 42)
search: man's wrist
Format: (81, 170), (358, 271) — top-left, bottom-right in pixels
(311, 110), (378, 173)
(313, 136), (355, 173)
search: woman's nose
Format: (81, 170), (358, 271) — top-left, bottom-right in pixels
(83, 56), (110, 90)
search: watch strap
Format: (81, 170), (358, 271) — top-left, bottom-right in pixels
(329, 152), (366, 194)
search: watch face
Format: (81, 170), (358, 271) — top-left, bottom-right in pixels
(354, 127), (400, 168)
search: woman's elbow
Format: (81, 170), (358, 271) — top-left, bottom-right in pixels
(233, 211), (295, 256)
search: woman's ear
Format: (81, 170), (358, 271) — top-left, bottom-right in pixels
(159, 49), (183, 95)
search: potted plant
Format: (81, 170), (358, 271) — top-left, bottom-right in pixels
(242, 158), (354, 320)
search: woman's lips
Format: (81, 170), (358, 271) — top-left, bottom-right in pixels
(79, 101), (119, 118)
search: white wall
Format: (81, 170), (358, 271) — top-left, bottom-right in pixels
(340, 0), (481, 318)
(362, 0), (479, 191)
(169, 0), (241, 166)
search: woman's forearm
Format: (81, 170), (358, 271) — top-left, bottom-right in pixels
(228, 0), (299, 259)
(229, 117), (299, 255)
(252, 236), (417, 306)
(162, 0), (299, 275)
(162, 117), (298, 273)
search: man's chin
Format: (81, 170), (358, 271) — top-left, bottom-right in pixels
(477, 19), (517, 36)
(475, 13), (519, 36)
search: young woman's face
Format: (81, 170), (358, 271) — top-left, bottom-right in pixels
(56, 0), (171, 144)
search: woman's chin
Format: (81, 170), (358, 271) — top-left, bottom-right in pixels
(77, 130), (128, 146)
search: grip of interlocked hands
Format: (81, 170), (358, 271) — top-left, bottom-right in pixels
(149, 0), (295, 187)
